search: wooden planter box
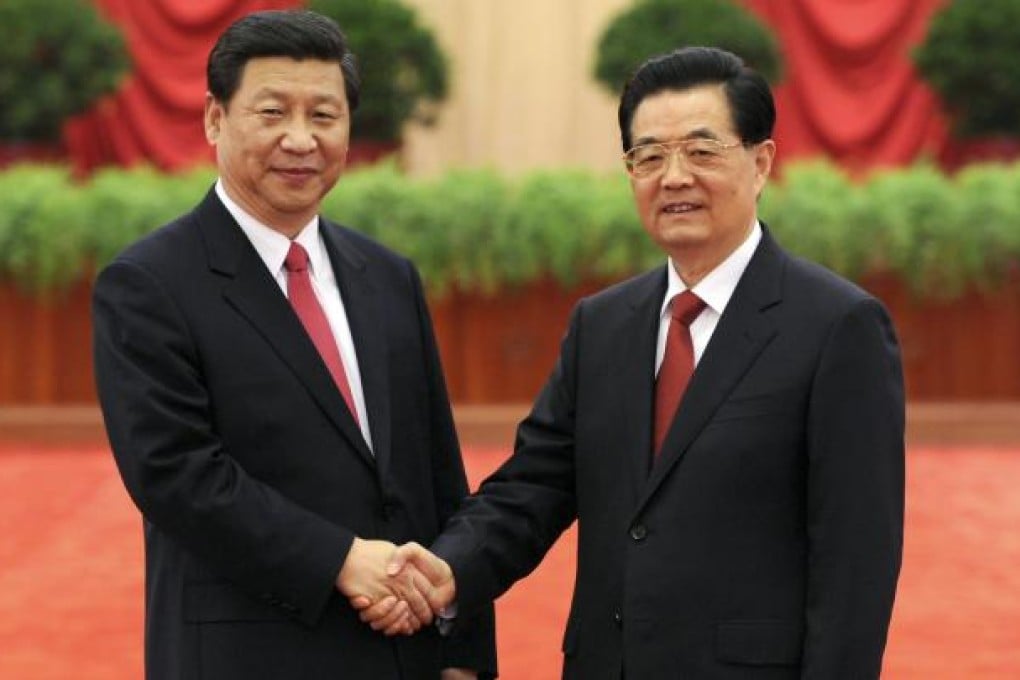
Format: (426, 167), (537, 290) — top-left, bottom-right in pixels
(430, 278), (612, 403)
(0, 281), (96, 404)
(864, 273), (1020, 400)
(2, 275), (1018, 406)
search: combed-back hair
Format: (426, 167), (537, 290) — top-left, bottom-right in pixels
(618, 46), (774, 151)
(207, 10), (360, 110)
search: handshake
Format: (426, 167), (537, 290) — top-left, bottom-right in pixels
(335, 538), (456, 636)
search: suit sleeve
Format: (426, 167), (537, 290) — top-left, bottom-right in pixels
(803, 297), (905, 678)
(404, 264), (498, 677)
(93, 258), (351, 627)
(432, 303), (582, 617)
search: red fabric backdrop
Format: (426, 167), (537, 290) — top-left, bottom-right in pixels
(67, 0), (951, 174)
(744, 0), (949, 173)
(65, 0), (300, 173)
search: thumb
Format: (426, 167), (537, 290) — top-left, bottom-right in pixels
(386, 541), (420, 576)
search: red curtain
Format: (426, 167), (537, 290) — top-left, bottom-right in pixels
(67, 0), (951, 174)
(65, 0), (299, 174)
(743, 0), (949, 173)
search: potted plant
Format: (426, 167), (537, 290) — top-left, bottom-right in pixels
(307, 0), (449, 162)
(593, 0), (783, 96)
(0, 0), (129, 166)
(913, 0), (1020, 167)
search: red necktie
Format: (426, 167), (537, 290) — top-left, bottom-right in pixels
(654, 291), (706, 454)
(284, 242), (360, 425)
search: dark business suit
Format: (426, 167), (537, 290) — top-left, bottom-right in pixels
(433, 227), (903, 679)
(93, 189), (495, 680)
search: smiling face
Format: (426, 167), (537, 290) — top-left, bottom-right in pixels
(204, 56), (350, 236)
(628, 84), (774, 284)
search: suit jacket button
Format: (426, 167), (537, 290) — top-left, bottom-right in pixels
(629, 524), (647, 541)
(613, 611), (623, 627)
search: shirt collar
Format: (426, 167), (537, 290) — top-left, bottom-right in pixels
(660, 220), (762, 319)
(215, 179), (323, 278)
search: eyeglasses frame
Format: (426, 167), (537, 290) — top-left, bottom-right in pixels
(622, 138), (748, 179)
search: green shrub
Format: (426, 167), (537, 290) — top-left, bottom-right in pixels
(0, 165), (82, 291)
(0, 0), (130, 141)
(1, 161), (1018, 300)
(594, 0), (783, 96)
(407, 169), (511, 295)
(308, 0), (448, 142)
(862, 166), (964, 296)
(764, 162), (875, 281)
(953, 163), (1020, 288)
(913, 0), (1020, 138)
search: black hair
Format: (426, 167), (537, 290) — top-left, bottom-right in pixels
(617, 46), (774, 151)
(207, 10), (360, 110)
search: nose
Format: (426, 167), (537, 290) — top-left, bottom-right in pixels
(660, 148), (694, 186)
(280, 119), (317, 154)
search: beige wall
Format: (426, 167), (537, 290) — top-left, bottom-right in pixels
(401, 0), (632, 176)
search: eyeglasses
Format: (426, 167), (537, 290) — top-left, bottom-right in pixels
(622, 139), (744, 178)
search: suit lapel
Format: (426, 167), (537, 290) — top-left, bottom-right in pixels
(195, 190), (375, 467)
(321, 223), (393, 477)
(636, 230), (785, 514)
(613, 269), (668, 496)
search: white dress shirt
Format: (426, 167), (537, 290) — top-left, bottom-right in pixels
(654, 221), (763, 377)
(215, 180), (373, 450)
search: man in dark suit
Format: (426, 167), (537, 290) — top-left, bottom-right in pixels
(371, 47), (904, 678)
(92, 10), (495, 680)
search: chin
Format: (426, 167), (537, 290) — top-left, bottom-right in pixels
(655, 222), (709, 248)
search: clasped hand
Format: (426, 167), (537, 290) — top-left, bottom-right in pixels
(336, 538), (456, 636)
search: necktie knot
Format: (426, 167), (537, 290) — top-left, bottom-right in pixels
(284, 242), (310, 273)
(670, 290), (706, 327)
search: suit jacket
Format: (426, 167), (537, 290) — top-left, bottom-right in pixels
(93, 189), (496, 680)
(433, 227), (904, 679)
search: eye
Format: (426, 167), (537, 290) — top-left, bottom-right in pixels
(259, 107), (284, 118)
(312, 110), (339, 121)
(632, 147), (664, 164)
(686, 142), (718, 158)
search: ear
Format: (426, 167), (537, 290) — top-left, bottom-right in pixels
(752, 139), (776, 197)
(204, 93), (223, 145)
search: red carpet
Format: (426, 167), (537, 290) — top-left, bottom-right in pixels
(1, 445), (1018, 679)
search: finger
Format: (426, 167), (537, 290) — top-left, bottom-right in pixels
(369, 599), (409, 633)
(412, 549), (450, 585)
(408, 564), (454, 612)
(397, 568), (435, 625)
(358, 595), (398, 624)
(350, 595), (372, 611)
(387, 610), (423, 637)
(391, 543), (450, 591)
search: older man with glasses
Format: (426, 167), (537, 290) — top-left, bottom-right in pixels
(366, 45), (905, 680)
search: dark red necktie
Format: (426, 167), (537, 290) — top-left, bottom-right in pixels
(654, 291), (706, 455)
(284, 242), (359, 425)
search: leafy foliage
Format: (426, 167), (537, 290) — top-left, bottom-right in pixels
(1, 161), (1018, 300)
(308, 0), (448, 141)
(0, 0), (129, 141)
(594, 0), (783, 95)
(913, 0), (1020, 138)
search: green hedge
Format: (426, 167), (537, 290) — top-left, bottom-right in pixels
(1, 161), (1018, 299)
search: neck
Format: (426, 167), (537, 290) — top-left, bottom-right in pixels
(218, 181), (314, 239)
(669, 221), (755, 287)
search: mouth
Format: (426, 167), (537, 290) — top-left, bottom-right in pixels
(660, 201), (703, 215)
(274, 167), (318, 178)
